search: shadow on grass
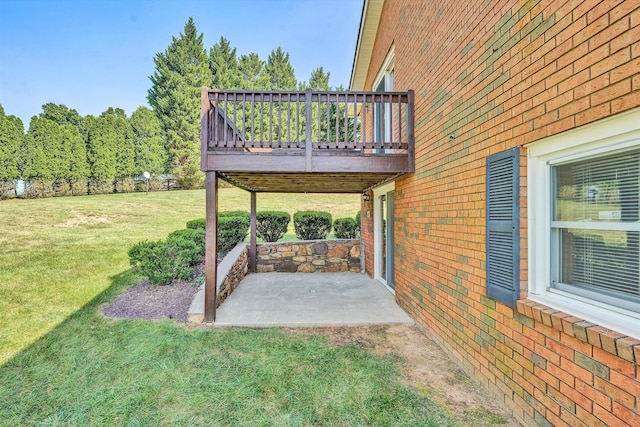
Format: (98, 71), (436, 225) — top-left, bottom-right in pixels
(0, 270), (452, 426)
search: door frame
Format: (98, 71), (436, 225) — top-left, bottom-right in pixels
(373, 181), (395, 293)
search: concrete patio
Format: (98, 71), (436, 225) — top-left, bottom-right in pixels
(189, 271), (414, 327)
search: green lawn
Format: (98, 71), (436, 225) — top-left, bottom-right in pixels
(0, 189), (456, 425)
(0, 188), (360, 365)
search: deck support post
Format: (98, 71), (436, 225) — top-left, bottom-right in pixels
(204, 171), (218, 323)
(250, 191), (257, 273)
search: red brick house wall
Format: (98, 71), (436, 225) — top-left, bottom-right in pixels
(360, 1), (640, 425)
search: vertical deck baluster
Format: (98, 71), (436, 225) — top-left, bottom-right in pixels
(269, 94), (273, 148)
(296, 93), (300, 146)
(305, 89), (312, 171)
(389, 95), (395, 148)
(211, 93), (217, 148)
(317, 94), (321, 146)
(251, 93), (255, 146)
(223, 92), (228, 147)
(344, 94), (348, 148)
(287, 93), (291, 148)
(398, 94), (402, 148)
(334, 94), (339, 147)
(326, 94), (331, 148)
(233, 93), (238, 147)
(362, 94), (367, 155)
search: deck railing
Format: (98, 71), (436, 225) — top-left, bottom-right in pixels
(204, 89), (414, 153)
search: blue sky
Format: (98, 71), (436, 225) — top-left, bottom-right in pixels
(0, 0), (362, 127)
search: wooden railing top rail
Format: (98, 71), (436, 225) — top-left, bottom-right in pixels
(201, 88), (415, 154)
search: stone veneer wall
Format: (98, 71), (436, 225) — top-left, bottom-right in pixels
(257, 239), (361, 273)
(217, 245), (249, 307)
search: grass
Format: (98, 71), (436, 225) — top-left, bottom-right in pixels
(0, 189), (455, 425)
(0, 188), (359, 365)
(0, 274), (451, 425)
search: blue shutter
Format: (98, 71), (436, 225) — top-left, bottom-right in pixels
(486, 147), (520, 307)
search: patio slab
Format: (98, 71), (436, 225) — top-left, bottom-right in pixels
(209, 272), (414, 327)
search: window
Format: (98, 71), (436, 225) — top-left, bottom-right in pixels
(551, 151), (639, 312)
(528, 108), (640, 339)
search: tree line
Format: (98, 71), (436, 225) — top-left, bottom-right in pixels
(0, 17), (335, 199)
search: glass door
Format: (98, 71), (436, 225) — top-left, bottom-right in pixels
(374, 183), (395, 292)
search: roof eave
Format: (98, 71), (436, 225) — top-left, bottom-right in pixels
(349, 0), (384, 91)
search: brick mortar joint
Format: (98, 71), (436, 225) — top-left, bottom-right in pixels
(515, 299), (639, 364)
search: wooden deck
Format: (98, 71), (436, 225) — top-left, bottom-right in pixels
(200, 88), (415, 193)
(199, 87), (415, 321)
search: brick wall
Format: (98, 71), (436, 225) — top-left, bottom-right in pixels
(361, 1), (640, 425)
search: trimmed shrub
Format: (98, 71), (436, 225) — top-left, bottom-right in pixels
(128, 239), (194, 285)
(167, 228), (205, 259)
(355, 211), (361, 235)
(333, 217), (358, 239)
(219, 210), (250, 220)
(294, 211), (332, 240)
(186, 211), (250, 253)
(218, 216), (249, 254)
(186, 218), (206, 231)
(256, 211), (290, 242)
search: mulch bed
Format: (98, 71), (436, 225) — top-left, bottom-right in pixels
(102, 280), (199, 323)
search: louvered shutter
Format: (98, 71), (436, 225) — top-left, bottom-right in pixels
(486, 147), (520, 307)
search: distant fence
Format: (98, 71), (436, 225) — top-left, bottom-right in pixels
(2, 176), (223, 200)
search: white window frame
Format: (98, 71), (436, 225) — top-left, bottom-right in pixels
(373, 47), (395, 144)
(527, 108), (640, 339)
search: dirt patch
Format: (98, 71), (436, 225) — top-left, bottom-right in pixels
(289, 325), (522, 426)
(56, 210), (111, 228)
(102, 281), (198, 323)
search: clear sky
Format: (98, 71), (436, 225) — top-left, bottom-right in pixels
(0, 0), (363, 127)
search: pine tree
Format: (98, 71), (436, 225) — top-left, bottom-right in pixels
(307, 67), (331, 90)
(39, 103), (81, 128)
(239, 53), (269, 90)
(64, 125), (89, 195)
(148, 17), (210, 189)
(22, 117), (59, 197)
(209, 36), (241, 89)
(84, 115), (117, 194)
(0, 105), (23, 199)
(101, 108), (135, 192)
(264, 47), (296, 90)
(130, 106), (167, 183)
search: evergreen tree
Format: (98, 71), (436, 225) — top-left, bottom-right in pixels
(21, 116), (60, 197)
(0, 105), (23, 199)
(209, 36), (241, 89)
(64, 124), (89, 195)
(101, 108), (135, 192)
(307, 67), (331, 90)
(130, 106), (167, 180)
(84, 114), (117, 194)
(148, 17), (210, 189)
(264, 46), (296, 90)
(239, 53), (269, 90)
(39, 103), (81, 128)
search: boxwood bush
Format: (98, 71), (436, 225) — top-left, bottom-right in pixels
(333, 217), (358, 239)
(355, 211), (361, 235)
(294, 211), (332, 240)
(128, 239), (197, 285)
(256, 211), (290, 242)
(218, 216), (249, 254)
(186, 211), (250, 254)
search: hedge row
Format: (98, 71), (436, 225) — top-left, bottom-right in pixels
(129, 209), (363, 285)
